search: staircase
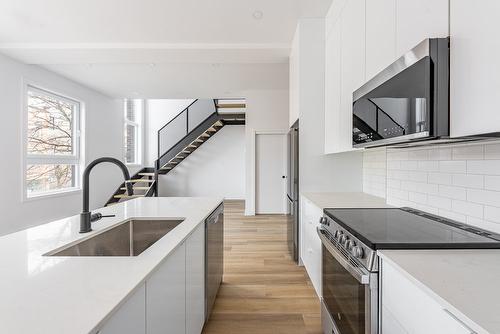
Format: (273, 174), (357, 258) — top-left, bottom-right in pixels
(105, 99), (245, 206)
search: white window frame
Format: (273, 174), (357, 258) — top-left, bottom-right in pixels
(22, 83), (83, 200)
(123, 99), (143, 166)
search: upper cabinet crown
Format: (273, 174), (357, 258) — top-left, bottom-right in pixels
(324, 0), (449, 154)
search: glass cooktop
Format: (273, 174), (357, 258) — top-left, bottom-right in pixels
(324, 207), (500, 249)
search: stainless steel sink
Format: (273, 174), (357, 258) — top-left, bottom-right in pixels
(47, 219), (184, 256)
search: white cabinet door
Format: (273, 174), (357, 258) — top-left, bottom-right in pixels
(146, 243), (186, 334)
(450, 0), (500, 137)
(365, 0), (396, 80)
(381, 259), (472, 334)
(300, 197), (323, 297)
(186, 223), (205, 334)
(396, 0), (449, 56)
(324, 17), (342, 154)
(98, 284), (146, 334)
(340, 0), (365, 152)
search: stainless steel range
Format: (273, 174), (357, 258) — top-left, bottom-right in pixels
(318, 207), (500, 334)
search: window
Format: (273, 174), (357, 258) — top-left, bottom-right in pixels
(124, 99), (143, 165)
(25, 86), (81, 198)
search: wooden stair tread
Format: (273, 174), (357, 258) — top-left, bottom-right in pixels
(113, 194), (145, 199)
(216, 103), (246, 108)
(125, 179), (154, 183)
(120, 186), (150, 190)
(138, 172), (155, 176)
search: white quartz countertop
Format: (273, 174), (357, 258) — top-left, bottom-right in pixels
(378, 249), (500, 334)
(0, 197), (222, 334)
(301, 192), (391, 209)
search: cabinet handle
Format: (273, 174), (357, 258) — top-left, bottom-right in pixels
(443, 309), (477, 334)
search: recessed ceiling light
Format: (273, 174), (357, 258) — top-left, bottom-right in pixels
(252, 10), (263, 20)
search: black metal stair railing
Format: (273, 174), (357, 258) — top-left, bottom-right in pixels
(155, 99), (219, 168)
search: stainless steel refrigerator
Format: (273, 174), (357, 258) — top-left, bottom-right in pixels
(287, 121), (299, 263)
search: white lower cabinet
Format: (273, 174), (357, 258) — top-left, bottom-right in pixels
(147, 243), (186, 334)
(381, 259), (472, 333)
(186, 223), (206, 334)
(97, 284), (146, 334)
(98, 223), (206, 334)
(300, 196), (323, 297)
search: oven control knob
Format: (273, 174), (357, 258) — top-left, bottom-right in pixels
(352, 246), (364, 259)
(333, 230), (342, 239)
(345, 240), (356, 250)
(319, 217), (329, 226)
(339, 235), (348, 245)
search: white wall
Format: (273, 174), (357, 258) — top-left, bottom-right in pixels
(293, 19), (363, 194)
(158, 125), (245, 199)
(244, 89), (290, 215)
(144, 99), (193, 166)
(0, 52), (123, 236)
(362, 141), (500, 233)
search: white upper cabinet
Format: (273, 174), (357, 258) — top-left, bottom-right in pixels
(324, 17), (341, 154)
(365, 0), (396, 80)
(450, 0), (500, 137)
(324, 0), (365, 154)
(340, 0), (366, 152)
(396, 0), (449, 56)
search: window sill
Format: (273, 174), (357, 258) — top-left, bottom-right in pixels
(23, 188), (82, 202)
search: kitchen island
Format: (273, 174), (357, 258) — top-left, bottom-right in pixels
(0, 197), (222, 334)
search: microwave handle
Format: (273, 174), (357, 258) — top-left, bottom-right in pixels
(317, 227), (370, 285)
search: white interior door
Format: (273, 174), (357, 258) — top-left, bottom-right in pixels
(255, 133), (287, 214)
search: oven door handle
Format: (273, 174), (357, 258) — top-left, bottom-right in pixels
(317, 227), (370, 285)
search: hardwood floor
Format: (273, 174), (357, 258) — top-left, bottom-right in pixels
(202, 200), (322, 334)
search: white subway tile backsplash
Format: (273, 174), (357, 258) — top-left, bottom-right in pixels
(408, 149), (429, 161)
(416, 183), (439, 195)
(484, 206), (500, 223)
(467, 189), (500, 207)
(408, 171), (427, 182)
(429, 148), (452, 160)
(387, 179), (401, 189)
(452, 174), (484, 189)
(427, 195), (452, 210)
(428, 172), (453, 185)
(485, 176), (500, 191)
(400, 160), (418, 170)
(451, 200), (483, 218)
(484, 143), (500, 159)
(439, 185), (467, 200)
(467, 160), (500, 175)
(418, 161), (440, 172)
(452, 145), (484, 160)
(439, 160), (467, 173)
(363, 140), (500, 234)
(409, 192), (427, 204)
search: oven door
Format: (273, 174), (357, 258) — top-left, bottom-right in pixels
(317, 228), (378, 334)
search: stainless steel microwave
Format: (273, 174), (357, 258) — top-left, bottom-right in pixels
(352, 38), (450, 148)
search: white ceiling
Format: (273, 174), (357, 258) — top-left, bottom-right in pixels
(0, 0), (332, 98)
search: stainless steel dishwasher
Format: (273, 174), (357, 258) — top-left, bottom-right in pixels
(205, 203), (224, 321)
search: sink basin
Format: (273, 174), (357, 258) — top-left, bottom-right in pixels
(47, 219), (184, 256)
